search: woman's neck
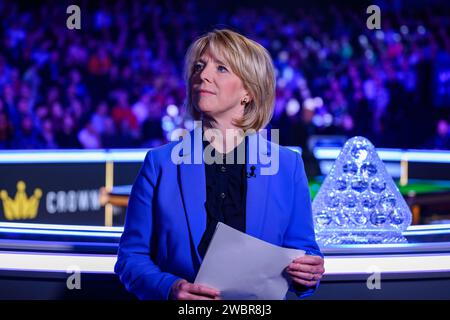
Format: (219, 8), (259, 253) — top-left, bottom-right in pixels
(202, 122), (245, 154)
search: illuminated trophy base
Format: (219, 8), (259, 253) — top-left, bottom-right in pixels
(316, 231), (407, 246)
(312, 137), (412, 246)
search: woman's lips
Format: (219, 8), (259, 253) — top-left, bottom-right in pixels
(197, 90), (215, 95)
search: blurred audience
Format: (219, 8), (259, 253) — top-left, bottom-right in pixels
(425, 119), (450, 149)
(0, 0), (449, 151)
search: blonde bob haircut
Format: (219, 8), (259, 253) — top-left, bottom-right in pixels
(183, 29), (276, 132)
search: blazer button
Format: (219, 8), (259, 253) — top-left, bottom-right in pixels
(221, 166), (226, 173)
(220, 192), (226, 199)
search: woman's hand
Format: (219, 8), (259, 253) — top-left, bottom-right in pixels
(169, 279), (221, 300)
(286, 255), (325, 287)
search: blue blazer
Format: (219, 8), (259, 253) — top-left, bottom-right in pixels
(115, 126), (322, 300)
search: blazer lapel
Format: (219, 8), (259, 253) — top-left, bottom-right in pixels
(245, 132), (271, 239)
(178, 126), (206, 264)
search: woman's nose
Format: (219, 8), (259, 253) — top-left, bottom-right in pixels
(199, 65), (213, 83)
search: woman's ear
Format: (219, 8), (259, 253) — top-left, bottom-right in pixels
(241, 93), (252, 105)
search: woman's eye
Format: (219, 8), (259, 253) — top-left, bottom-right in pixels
(193, 63), (203, 72)
(218, 65), (228, 72)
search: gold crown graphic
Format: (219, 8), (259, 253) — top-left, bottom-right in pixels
(0, 181), (42, 220)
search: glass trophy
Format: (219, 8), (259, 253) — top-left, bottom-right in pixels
(312, 136), (412, 245)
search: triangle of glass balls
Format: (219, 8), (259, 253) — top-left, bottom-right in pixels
(312, 136), (412, 232)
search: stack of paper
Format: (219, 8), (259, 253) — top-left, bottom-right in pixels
(194, 222), (305, 300)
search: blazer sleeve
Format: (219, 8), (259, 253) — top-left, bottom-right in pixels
(283, 151), (323, 299)
(114, 150), (181, 300)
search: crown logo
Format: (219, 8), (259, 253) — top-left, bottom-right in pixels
(0, 181), (42, 220)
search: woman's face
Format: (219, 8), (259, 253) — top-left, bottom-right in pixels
(191, 49), (248, 124)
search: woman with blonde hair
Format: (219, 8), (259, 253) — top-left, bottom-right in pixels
(115, 29), (324, 300)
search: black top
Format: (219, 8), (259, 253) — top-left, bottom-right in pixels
(197, 133), (248, 259)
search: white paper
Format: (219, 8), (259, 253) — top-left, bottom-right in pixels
(194, 222), (305, 300)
